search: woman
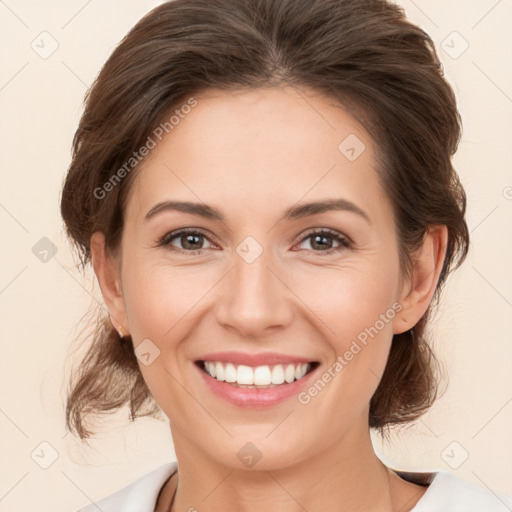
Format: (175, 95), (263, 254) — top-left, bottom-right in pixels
(61, 0), (512, 510)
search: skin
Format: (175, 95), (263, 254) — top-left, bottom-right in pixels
(91, 85), (447, 511)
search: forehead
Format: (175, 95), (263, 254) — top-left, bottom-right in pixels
(126, 86), (393, 228)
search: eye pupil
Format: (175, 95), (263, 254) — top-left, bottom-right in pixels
(311, 234), (333, 250)
(182, 234), (202, 250)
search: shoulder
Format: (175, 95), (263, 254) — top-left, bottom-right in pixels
(403, 470), (512, 512)
(71, 461), (178, 512)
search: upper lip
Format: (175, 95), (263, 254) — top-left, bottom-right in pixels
(196, 351), (318, 367)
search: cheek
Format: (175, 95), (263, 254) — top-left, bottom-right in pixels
(119, 261), (212, 409)
(121, 258), (212, 340)
(287, 258), (401, 409)
(289, 258), (401, 345)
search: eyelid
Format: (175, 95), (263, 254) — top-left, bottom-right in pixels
(297, 227), (352, 245)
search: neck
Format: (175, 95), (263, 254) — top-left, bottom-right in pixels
(165, 418), (414, 512)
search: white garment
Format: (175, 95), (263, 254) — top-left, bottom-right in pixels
(73, 461), (512, 512)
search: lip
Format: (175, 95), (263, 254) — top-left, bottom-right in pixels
(197, 351), (316, 367)
(194, 353), (320, 408)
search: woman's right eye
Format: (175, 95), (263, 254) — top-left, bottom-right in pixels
(159, 229), (215, 254)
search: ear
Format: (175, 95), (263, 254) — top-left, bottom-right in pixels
(392, 225), (448, 335)
(90, 231), (129, 335)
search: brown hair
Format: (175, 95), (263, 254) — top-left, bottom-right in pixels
(60, 0), (469, 440)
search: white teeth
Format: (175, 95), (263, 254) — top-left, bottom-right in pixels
(254, 365), (272, 385)
(284, 364), (295, 383)
(237, 365), (254, 385)
(225, 363), (237, 382)
(271, 364), (285, 384)
(215, 362), (225, 382)
(203, 361), (312, 386)
(299, 363), (308, 379)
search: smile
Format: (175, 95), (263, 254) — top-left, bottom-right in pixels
(200, 361), (315, 387)
(194, 354), (320, 407)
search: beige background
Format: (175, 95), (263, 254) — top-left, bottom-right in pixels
(0, 1), (511, 510)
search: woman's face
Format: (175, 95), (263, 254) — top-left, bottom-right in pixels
(105, 86), (414, 469)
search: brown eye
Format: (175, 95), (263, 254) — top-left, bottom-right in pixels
(297, 229), (351, 254)
(160, 228), (214, 254)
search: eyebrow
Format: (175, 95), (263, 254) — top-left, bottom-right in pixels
(144, 198), (371, 224)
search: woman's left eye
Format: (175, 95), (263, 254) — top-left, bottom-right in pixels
(295, 229), (351, 254)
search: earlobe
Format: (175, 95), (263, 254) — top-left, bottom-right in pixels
(90, 231), (129, 334)
(392, 225), (448, 335)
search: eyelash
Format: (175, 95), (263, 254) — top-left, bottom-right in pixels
(157, 227), (352, 255)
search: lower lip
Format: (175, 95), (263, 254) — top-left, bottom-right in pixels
(196, 363), (318, 408)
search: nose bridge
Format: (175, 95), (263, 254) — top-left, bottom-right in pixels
(215, 239), (291, 336)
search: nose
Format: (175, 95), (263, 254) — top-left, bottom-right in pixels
(215, 246), (293, 339)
